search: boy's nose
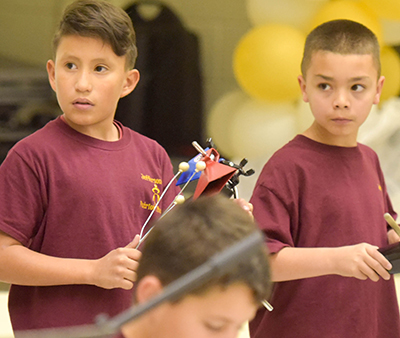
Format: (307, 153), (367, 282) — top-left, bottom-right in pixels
(75, 71), (93, 92)
(333, 90), (350, 109)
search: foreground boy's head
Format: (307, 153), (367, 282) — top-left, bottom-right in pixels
(46, 0), (140, 140)
(301, 19), (380, 78)
(122, 195), (271, 338)
(53, 0), (138, 70)
(298, 19), (385, 147)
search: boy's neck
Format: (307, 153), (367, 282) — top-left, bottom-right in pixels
(61, 115), (120, 142)
(302, 124), (358, 147)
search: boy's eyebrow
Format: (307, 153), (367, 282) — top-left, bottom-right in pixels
(314, 74), (334, 81)
(58, 54), (111, 64)
(314, 74), (370, 82)
(349, 76), (370, 82)
(58, 53), (78, 60)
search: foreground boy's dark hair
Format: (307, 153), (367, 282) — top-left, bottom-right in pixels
(53, 0), (138, 69)
(137, 195), (271, 303)
(301, 19), (381, 77)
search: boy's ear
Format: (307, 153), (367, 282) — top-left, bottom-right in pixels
(46, 60), (57, 92)
(121, 69), (140, 98)
(298, 75), (309, 103)
(373, 75), (385, 105)
(136, 275), (163, 304)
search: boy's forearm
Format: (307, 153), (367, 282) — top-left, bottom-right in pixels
(0, 244), (93, 286)
(270, 247), (337, 282)
(270, 243), (391, 282)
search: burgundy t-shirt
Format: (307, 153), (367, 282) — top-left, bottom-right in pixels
(113, 332), (125, 338)
(250, 135), (400, 338)
(0, 117), (180, 331)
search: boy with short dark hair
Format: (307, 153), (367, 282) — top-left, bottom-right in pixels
(117, 195), (271, 338)
(249, 19), (400, 337)
(0, 0), (179, 331)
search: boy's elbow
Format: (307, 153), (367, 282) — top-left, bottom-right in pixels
(269, 252), (285, 282)
(0, 230), (22, 250)
(268, 247), (297, 282)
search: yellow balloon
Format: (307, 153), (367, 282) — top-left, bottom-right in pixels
(361, 0), (400, 21)
(380, 46), (400, 102)
(233, 24), (305, 103)
(310, 0), (383, 44)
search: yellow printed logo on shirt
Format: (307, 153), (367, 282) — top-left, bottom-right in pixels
(140, 173), (163, 214)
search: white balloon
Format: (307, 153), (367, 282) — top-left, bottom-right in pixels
(234, 154), (270, 201)
(230, 99), (297, 159)
(246, 0), (329, 31)
(296, 99), (315, 133)
(358, 98), (400, 148)
(389, 191), (400, 216)
(206, 90), (248, 157)
(357, 98), (400, 206)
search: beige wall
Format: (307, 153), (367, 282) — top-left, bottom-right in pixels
(0, 0), (60, 66)
(0, 0), (251, 113)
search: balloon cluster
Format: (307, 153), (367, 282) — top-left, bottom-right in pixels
(207, 0), (400, 161)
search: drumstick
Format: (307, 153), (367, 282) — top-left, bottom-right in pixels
(384, 213), (400, 237)
(262, 300), (274, 311)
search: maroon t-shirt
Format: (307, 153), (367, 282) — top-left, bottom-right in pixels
(250, 135), (400, 338)
(0, 117), (180, 331)
(113, 332), (125, 338)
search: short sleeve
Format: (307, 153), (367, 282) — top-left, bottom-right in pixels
(251, 182), (294, 254)
(0, 149), (44, 246)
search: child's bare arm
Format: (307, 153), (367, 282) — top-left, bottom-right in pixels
(270, 243), (392, 282)
(0, 231), (141, 290)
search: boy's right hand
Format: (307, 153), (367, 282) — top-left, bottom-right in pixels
(91, 235), (142, 290)
(334, 243), (392, 282)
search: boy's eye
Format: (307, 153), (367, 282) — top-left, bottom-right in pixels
(318, 83), (331, 91)
(66, 63), (76, 70)
(95, 65), (107, 73)
(351, 84), (364, 92)
(204, 321), (226, 332)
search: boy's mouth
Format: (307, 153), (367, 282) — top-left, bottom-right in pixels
(332, 118), (352, 124)
(73, 99), (94, 108)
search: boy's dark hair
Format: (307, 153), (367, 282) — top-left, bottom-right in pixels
(301, 19), (381, 77)
(136, 195), (271, 303)
(53, 0), (137, 69)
